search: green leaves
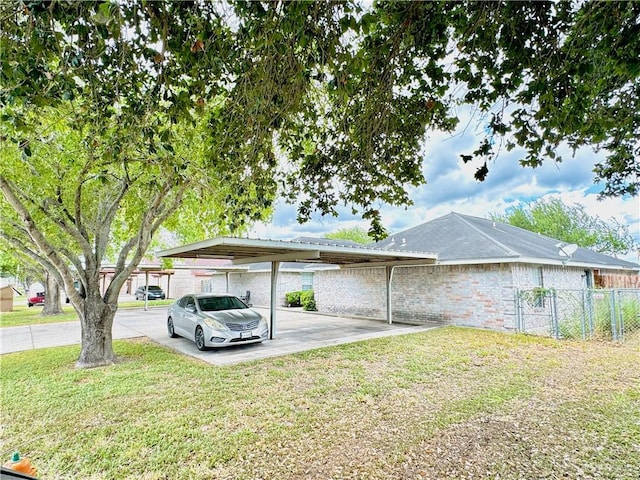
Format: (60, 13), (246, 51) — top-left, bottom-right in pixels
(325, 226), (375, 245)
(448, 1), (639, 196)
(492, 198), (637, 256)
(1, 0), (637, 257)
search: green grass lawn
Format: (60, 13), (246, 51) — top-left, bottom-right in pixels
(0, 303), (79, 327)
(0, 298), (174, 328)
(1, 328), (638, 479)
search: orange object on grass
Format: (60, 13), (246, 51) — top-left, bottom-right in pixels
(3, 452), (37, 476)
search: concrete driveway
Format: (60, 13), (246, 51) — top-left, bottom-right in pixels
(0, 306), (438, 365)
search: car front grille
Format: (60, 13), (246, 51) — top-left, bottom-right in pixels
(226, 320), (260, 331)
(229, 336), (261, 343)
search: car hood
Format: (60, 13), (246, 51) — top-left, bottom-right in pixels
(202, 309), (262, 324)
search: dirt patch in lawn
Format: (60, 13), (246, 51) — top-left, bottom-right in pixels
(396, 342), (639, 480)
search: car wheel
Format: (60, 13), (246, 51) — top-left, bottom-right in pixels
(167, 317), (178, 338)
(28, 303), (33, 308)
(195, 326), (207, 351)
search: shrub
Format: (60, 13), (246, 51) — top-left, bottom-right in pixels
(557, 293), (640, 340)
(300, 290), (317, 311)
(285, 291), (301, 307)
(620, 298), (640, 334)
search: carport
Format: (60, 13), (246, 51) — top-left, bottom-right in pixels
(157, 237), (437, 339)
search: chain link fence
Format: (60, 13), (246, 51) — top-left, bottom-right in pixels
(515, 288), (640, 342)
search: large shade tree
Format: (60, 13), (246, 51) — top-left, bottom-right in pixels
(325, 226), (373, 245)
(1, 1), (637, 367)
(491, 198), (637, 258)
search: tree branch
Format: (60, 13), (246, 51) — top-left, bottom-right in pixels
(0, 176), (80, 306)
(105, 179), (188, 303)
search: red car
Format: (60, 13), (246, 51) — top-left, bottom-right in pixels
(27, 292), (45, 307)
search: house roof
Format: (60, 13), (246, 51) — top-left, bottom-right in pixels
(373, 212), (640, 271)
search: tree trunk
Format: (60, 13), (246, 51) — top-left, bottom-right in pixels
(76, 292), (118, 368)
(41, 272), (64, 316)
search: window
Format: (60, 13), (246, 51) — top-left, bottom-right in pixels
(533, 267), (545, 308)
(198, 295), (246, 312)
(185, 297), (196, 312)
(534, 267), (544, 288)
(201, 279), (214, 293)
(177, 296), (189, 308)
(301, 272), (313, 291)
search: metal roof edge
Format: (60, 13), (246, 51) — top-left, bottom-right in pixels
(157, 236), (438, 260)
(157, 237), (229, 258)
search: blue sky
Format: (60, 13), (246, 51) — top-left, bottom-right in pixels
(249, 119), (640, 264)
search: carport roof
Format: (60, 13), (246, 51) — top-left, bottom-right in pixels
(157, 236), (437, 267)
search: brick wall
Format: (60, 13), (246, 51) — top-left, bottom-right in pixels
(315, 267), (387, 318)
(209, 273), (229, 293)
(390, 264), (516, 330)
(229, 271), (304, 307)
(511, 264), (586, 290)
(315, 264), (516, 329)
(314, 263), (599, 332)
(166, 269), (308, 306)
(169, 270), (208, 298)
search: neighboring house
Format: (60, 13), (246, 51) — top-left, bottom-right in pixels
(313, 213), (639, 331)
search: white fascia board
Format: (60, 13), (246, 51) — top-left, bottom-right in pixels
(427, 257), (639, 271)
(306, 264), (341, 272)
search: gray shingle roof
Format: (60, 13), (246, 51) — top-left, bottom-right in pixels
(372, 212), (639, 269)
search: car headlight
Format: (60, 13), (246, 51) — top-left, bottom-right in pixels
(202, 316), (226, 330)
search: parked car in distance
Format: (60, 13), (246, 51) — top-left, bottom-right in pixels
(27, 292), (45, 307)
(167, 293), (269, 351)
(134, 285), (166, 301)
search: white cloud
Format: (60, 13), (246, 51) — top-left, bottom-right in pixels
(248, 118), (639, 263)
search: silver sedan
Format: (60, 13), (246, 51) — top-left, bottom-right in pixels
(167, 293), (269, 351)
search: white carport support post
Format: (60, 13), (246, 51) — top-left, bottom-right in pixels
(269, 261), (280, 339)
(386, 265), (395, 324)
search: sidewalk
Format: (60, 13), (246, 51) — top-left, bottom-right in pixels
(0, 306), (438, 365)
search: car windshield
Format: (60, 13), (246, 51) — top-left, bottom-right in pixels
(147, 286), (162, 291)
(197, 296), (247, 312)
